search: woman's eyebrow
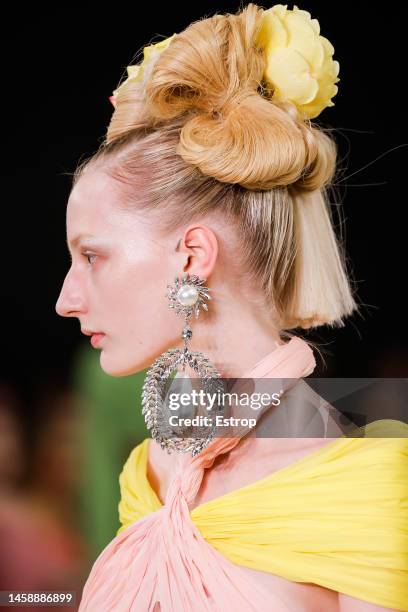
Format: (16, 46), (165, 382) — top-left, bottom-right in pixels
(66, 233), (97, 253)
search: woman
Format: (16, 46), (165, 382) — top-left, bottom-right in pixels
(55, 3), (408, 610)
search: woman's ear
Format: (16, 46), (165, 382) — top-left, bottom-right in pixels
(175, 224), (219, 279)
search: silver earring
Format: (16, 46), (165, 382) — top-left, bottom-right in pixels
(141, 273), (225, 457)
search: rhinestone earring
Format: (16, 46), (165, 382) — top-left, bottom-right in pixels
(141, 273), (225, 457)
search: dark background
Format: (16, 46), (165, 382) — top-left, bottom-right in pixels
(2, 1), (407, 412)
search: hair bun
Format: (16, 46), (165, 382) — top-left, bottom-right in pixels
(173, 90), (335, 191)
(108, 4), (337, 191)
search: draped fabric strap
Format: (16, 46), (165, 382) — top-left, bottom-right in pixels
(79, 336), (317, 611)
(176, 335), (316, 509)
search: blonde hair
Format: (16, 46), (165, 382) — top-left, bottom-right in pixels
(74, 3), (359, 332)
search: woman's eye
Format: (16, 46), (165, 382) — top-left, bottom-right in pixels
(83, 252), (97, 266)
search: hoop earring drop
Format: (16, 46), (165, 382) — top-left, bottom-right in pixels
(141, 273), (225, 457)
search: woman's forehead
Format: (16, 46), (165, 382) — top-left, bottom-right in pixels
(66, 174), (161, 249)
(68, 171), (118, 210)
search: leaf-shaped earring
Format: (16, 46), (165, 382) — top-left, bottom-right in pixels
(141, 273), (225, 457)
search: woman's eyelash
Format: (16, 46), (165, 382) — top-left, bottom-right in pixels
(82, 252), (97, 265)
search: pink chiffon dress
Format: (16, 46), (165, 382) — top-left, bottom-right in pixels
(78, 336), (408, 611)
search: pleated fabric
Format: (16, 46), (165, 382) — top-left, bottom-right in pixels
(79, 337), (408, 611)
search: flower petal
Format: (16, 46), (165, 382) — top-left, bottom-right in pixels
(264, 47), (319, 105)
(257, 7), (288, 52)
(285, 11), (324, 68)
(259, 5), (339, 119)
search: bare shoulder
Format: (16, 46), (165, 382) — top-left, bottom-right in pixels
(338, 593), (399, 611)
(146, 439), (179, 504)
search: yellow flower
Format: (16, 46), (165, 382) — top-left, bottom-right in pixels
(110, 34), (176, 107)
(256, 4), (340, 119)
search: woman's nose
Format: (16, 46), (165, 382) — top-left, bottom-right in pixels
(55, 272), (87, 317)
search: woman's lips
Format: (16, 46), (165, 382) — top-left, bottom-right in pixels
(90, 333), (105, 348)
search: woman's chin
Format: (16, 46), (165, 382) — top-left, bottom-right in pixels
(99, 350), (147, 377)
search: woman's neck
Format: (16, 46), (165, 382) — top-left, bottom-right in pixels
(178, 296), (282, 378)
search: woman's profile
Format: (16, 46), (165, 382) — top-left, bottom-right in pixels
(55, 3), (408, 611)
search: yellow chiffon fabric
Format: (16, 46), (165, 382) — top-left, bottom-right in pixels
(118, 419), (408, 611)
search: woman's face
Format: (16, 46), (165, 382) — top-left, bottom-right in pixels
(55, 169), (186, 376)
